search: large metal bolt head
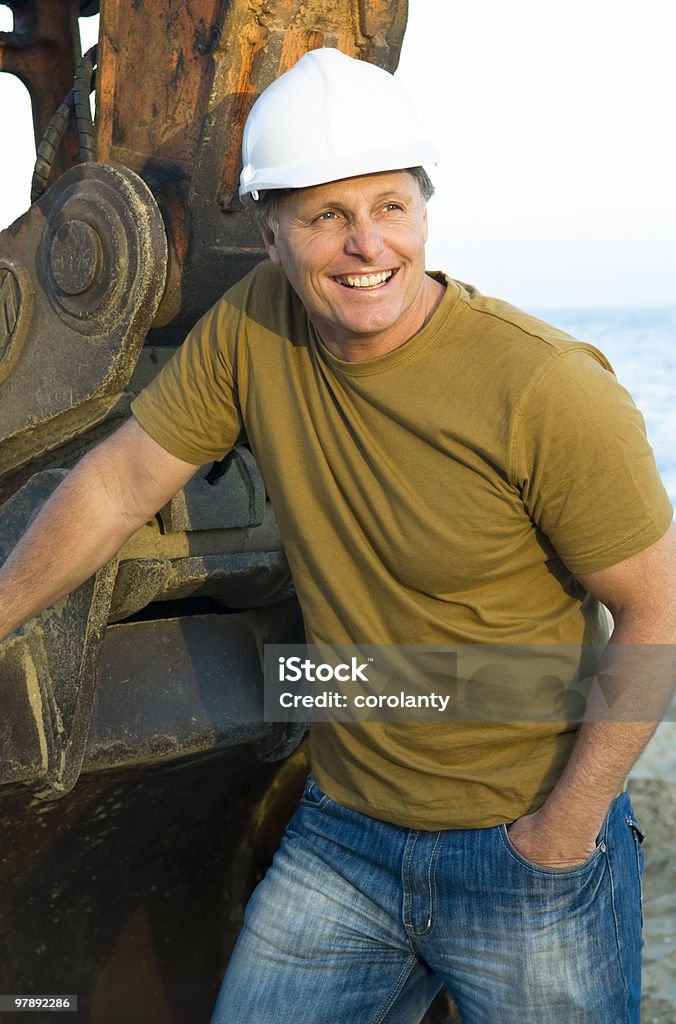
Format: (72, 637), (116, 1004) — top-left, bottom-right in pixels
(49, 220), (102, 295)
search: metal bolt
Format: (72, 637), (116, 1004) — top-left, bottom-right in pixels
(49, 220), (102, 295)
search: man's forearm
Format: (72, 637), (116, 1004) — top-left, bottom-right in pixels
(543, 617), (672, 814)
(0, 451), (143, 642)
(537, 720), (657, 838)
(0, 418), (200, 643)
(507, 686), (663, 867)
(507, 524), (676, 866)
(508, 607), (675, 865)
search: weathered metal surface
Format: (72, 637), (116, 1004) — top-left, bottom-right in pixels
(0, 257), (33, 384)
(95, 0), (409, 329)
(0, 345), (173, 508)
(0, 453), (299, 794)
(89, 609), (306, 772)
(0, 469), (119, 798)
(49, 218), (102, 294)
(111, 544), (293, 618)
(0, 745), (310, 1024)
(0, 0), (81, 183)
(0, 162), (167, 479)
(0, 634), (50, 786)
(1, 604), (305, 787)
(159, 446), (265, 532)
(110, 449), (292, 620)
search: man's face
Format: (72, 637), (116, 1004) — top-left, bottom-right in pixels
(260, 171), (433, 360)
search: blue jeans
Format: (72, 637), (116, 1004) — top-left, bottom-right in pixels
(211, 778), (645, 1023)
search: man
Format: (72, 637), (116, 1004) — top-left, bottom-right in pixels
(1, 49), (674, 1023)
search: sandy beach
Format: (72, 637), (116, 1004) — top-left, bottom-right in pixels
(628, 721), (675, 1021)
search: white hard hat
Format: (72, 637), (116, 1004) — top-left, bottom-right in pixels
(239, 48), (439, 200)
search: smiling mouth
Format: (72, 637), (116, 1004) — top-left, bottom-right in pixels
(334, 269), (395, 289)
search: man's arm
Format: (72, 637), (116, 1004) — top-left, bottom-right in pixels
(0, 417), (200, 643)
(507, 520), (676, 867)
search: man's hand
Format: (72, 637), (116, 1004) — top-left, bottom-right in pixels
(506, 806), (602, 869)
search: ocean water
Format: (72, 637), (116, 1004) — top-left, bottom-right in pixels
(532, 307), (676, 507)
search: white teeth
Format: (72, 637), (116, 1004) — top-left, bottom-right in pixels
(340, 270), (393, 288)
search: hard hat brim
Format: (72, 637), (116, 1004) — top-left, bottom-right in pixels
(239, 144), (440, 199)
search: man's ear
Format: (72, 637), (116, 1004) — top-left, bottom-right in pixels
(260, 225), (281, 265)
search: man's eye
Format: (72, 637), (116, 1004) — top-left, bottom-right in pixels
(316, 211), (338, 222)
(384, 203), (403, 212)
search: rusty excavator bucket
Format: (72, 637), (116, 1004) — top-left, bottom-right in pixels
(0, 2), (461, 1021)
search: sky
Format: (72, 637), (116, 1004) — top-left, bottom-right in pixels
(1, 0), (674, 309)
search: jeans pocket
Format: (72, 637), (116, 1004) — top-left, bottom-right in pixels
(498, 822), (606, 876)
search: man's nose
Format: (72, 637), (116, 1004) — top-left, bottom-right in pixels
(344, 217), (386, 263)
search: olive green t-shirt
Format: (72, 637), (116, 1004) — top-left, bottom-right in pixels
(131, 261), (672, 829)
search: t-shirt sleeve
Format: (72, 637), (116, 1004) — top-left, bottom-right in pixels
(509, 348), (673, 574)
(131, 294), (246, 465)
